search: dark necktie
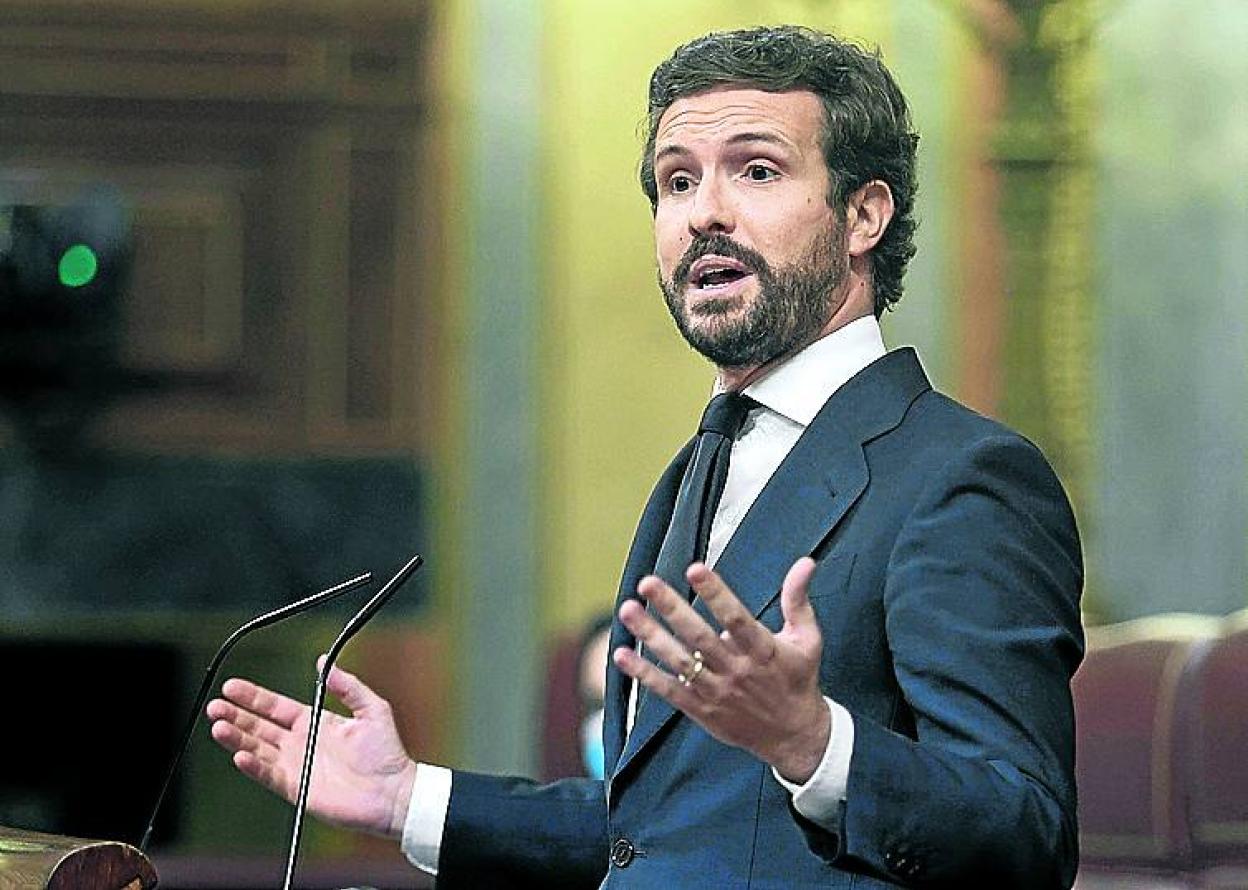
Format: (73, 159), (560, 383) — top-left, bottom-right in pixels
(651, 391), (757, 596)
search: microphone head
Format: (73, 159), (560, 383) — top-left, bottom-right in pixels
(321, 554), (424, 677)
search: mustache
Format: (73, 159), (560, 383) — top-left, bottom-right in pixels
(672, 234), (770, 286)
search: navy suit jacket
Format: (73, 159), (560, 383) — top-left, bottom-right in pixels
(438, 349), (1084, 888)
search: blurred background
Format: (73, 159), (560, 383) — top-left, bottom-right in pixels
(1, 0), (1245, 884)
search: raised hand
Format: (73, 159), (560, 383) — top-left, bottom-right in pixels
(613, 557), (831, 783)
(206, 657), (417, 839)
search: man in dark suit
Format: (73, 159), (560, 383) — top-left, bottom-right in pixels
(208, 25), (1083, 888)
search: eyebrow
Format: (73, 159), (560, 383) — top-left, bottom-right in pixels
(653, 131), (798, 166)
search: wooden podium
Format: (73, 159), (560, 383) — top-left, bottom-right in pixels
(0, 825), (157, 890)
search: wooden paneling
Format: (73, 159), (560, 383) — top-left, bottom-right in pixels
(0, 0), (431, 456)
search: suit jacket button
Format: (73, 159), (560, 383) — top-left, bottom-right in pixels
(611, 837), (636, 868)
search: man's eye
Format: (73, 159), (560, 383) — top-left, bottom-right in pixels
(745, 164), (778, 182)
(668, 174), (694, 193)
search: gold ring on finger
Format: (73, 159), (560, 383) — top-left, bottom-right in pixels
(678, 652), (706, 687)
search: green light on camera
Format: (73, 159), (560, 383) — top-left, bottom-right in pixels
(58, 244), (99, 288)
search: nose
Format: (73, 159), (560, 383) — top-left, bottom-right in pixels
(687, 175), (735, 236)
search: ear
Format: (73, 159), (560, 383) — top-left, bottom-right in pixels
(844, 180), (895, 258)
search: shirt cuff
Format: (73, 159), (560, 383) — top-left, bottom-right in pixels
(400, 762), (452, 876)
(771, 697), (854, 826)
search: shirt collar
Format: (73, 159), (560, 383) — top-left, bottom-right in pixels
(723, 315), (887, 428)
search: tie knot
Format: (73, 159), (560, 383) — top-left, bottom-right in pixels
(699, 391), (757, 439)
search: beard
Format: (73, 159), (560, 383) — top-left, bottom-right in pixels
(659, 223), (848, 370)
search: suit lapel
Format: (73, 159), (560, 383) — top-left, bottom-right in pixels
(717, 348), (931, 619)
(603, 438), (695, 778)
(613, 349), (932, 781)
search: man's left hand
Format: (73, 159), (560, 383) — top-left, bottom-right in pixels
(613, 556), (830, 784)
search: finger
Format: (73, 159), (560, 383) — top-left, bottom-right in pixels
(232, 749), (293, 800)
(718, 628), (745, 657)
(210, 716), (281, 762)
(687, 563), (773, 659)
(220, 678), (305, 730)
(617, 596), (701, 679)
(205, 697), (230, 722)
(206, 698), (287, 748)
(779, 557), (819, 636)
(635, 575), (726, 665)
(612, 645), (699, 710)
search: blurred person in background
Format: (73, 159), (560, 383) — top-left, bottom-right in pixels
(577, 613), (614, 781)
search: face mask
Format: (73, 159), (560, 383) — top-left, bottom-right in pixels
(580, 707), (605, 779)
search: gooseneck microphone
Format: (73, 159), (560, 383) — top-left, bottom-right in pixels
(281, 552), (424, 890)
(137, 571), (373, 853)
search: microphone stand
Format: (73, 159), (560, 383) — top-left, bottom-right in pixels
(137, 571), (373, 853)
(281, 553), (424, 890)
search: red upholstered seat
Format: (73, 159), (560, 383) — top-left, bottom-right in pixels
(1073, 614), (1219, 877)
(1188, 610), (1248, 880)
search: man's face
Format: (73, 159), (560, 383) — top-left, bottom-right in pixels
(652, 87), (851, 371)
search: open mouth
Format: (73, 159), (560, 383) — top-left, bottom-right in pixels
(688, 255), (755, 291)
(695, 268), (749, 288)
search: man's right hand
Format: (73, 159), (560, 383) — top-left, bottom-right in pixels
(206, 657), (417, 840)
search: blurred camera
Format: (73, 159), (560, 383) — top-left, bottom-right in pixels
(0, 186), (132, 446)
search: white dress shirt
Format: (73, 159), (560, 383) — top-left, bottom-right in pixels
(402, 316), (888, 874)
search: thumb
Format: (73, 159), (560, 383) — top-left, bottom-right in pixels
(320, 656), (387, 717)
(779, 557), (819, 638)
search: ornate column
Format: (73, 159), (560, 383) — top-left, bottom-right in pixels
(992, 0), (1099, 612)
